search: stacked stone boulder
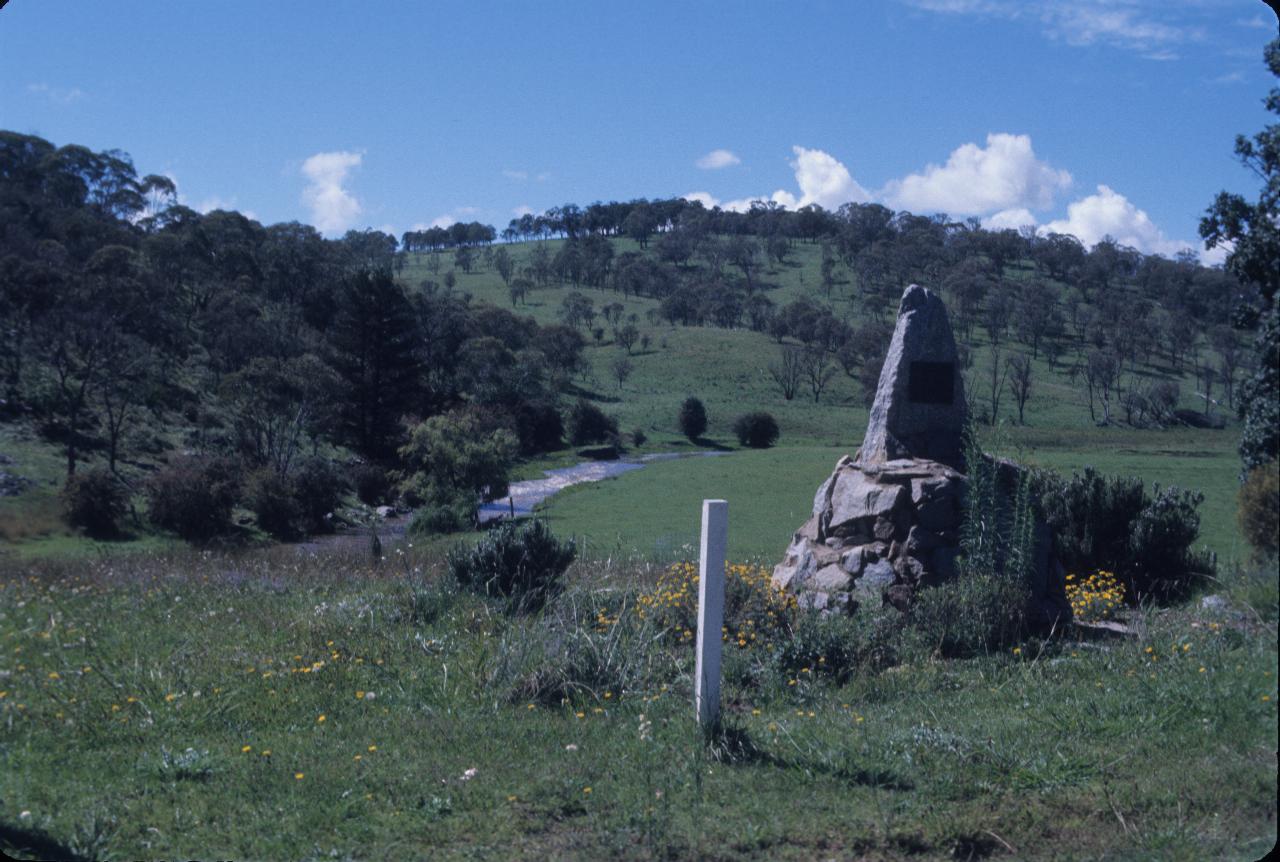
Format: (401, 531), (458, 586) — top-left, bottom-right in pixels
(773, 284), (969, 612)
(774, 455), (969, 611)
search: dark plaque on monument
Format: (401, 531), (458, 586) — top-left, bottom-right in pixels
(908, 361), (954, 405)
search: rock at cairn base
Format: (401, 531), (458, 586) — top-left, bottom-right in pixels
(772, 454), (965, 611)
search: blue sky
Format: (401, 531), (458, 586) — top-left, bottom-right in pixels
(1, 1), (1275, 260)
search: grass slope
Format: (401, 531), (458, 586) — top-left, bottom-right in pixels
(0, 236), (1250, 561)
(0, 553), (1274, 860)
(398, 238), (1247, 558)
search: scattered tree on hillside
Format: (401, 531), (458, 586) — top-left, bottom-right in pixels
(610, 355), (633, 390)
(678, 396), (707, 441)
(768, 346), (804, 401)
(1005, 352), (1033, 425)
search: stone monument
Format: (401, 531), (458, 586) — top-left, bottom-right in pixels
(774, 284), (1069, 622)
(857, 284), (966, 470)
(772, 286), (1063, 629)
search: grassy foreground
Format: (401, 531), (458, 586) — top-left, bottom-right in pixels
(0, 549), (1275, 860)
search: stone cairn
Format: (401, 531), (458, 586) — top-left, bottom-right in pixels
(773, 284), (970, 612)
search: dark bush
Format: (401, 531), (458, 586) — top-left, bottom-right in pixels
(147, 456), (240, 542)
(352, 464), (392, 506)
(407, 494), (474, 536)
(1238, 461), (1279, 559)
(631, 427), (647, 447)
(510, 399), (564, 455)
(1127, 485), (1207, 600)
(678, 396), (707, 441)
(1041, 466), (1208, 601)
(1041, 467), (1144, 575)
(61, 468), (128, 538)
(447, 519), (576, 611)
(291, 458), (345, 535)
(567, 399), (618, 446)
(732, 412), (780, 448)
(244, 468), (299, 539)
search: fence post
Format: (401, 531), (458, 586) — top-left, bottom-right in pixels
(695, 499), (727, 728)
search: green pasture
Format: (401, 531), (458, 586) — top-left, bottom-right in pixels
(0, 236), (1252, 565)
(0, 552), (1274, 860)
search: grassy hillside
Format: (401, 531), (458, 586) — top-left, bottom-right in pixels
(393, 238), (1248, 560)
(0, 235), (1250, 561)
(0, 551), (1273, 860)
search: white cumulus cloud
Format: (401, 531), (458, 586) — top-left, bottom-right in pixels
(696, 149), (742, 170)
(301, 150), (363, 234)
(773, 146), (871, 210)
(427, 206), (482, 229)
(882, 133), (1071, 217)
(1043, 184), (1194, 257)
(981, 208), (1038, 231)
(686, 146), (869, 212)
(683, 191), (720, 209)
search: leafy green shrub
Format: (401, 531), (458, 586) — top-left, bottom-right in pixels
(291, 458), (345, 534)
(1238, 461), (1279, 559)
(1041, 466), (1208, 601)
(1040, 467), (1143, 576)
(678, 396), (707, 441)
(1128, 485), (1207, 600)
(61, 468), (127, 538)
(567, 399), (617, 446)
(407, 494), (474, 536)
(244, 468), (299, 539)
(399, 411), (517, 508)
(147, 456), (240, 542)
(907, 572), (1030, 658)
(447, 519), (576, 610)
(771, 606), (900, 683)
(352, 463), (392, 506)
(732, 411), (780, 448)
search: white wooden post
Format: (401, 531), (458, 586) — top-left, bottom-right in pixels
(695, 499), (727, 728)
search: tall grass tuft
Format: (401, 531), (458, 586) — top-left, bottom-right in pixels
(447, 519), (577, 612)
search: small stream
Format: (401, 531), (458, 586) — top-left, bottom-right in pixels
(296, 450), (726, 553)
(477, 451), (726, 523)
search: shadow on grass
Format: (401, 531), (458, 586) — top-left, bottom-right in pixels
(705, 722), (912, 791)
(690, 436), (735, 452)
(0, 822), (89, 862)
(563, 383), (621, 404)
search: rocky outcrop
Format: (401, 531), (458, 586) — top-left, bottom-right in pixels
(773, 455), (965, 611)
